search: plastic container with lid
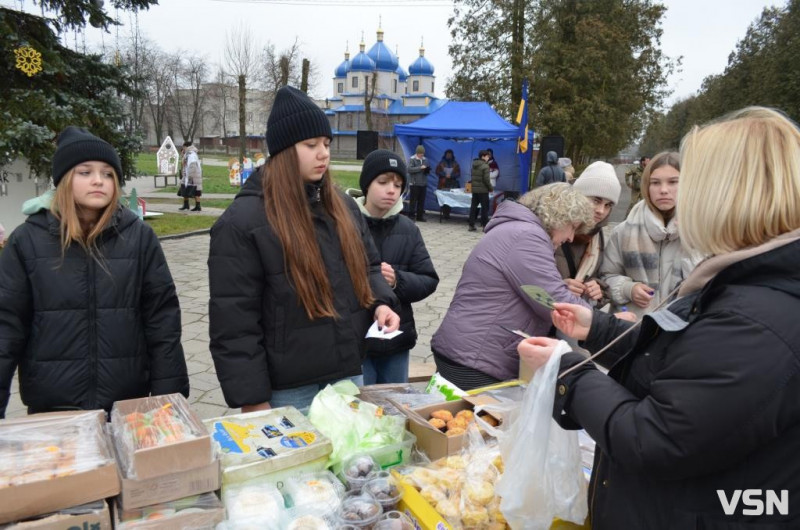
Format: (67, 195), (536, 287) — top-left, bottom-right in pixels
(335, 491), (383, 529)
(363, 471), (403, 513)
(340, 454), (379, 492)
(373, 511), (415, 530)
(284, 470), (345, 511)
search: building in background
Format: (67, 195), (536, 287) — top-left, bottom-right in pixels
(324, 27), (445, 158)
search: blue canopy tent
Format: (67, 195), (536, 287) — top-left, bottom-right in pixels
(394, 101), (534, 213)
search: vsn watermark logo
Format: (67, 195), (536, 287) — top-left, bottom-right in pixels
(717, 490), (789, 516)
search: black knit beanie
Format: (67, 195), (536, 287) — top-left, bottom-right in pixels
(266, 86), (332, 156)
(52, 126), (124, 187)
(360, 149), (407, 196)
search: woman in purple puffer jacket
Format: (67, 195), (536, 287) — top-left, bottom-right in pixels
(430, 182), (594, 390)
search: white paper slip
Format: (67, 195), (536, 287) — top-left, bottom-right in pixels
(365, 320), (404, 340)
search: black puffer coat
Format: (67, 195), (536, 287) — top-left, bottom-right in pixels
(353, 197), (438, 356)
(0, 206), (188, 418)
(208, 171), (398, 408)
(554, 237), (800, 529)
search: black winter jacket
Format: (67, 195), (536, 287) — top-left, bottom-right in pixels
(208, 172), (398, 408)
(554, 238), (800, 529)
(353, 197), (439, 357)
(0, 206), (188, 418)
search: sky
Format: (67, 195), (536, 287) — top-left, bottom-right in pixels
(3, 0), (780, 107)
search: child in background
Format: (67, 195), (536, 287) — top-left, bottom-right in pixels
(352, 149), (439, 384)
(0, 126), (188, 418)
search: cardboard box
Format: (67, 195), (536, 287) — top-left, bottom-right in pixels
(111, 394), (213, 480)
(0, 411), (121, 525)
(117, 459), (220, 511)
(1, 501), (110, 530)
(393, 471), (589, 530)
(115, 492), (225, 530)
(402, 397), (502, 461)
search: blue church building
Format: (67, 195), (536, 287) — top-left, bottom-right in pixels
(324, 27), (445, 158)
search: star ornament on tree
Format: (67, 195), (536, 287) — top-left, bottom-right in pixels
(14, 45), (43, 77)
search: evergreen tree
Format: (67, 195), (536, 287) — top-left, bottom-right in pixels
(0, 6), (148, 180)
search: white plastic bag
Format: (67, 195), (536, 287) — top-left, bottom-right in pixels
(494, 341), (588, 530)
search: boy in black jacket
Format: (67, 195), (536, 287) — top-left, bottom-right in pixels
(352, 150), (439, 383)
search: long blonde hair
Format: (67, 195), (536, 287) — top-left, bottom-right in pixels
(50, 168), (122, 256)
(679, 107), (800, 255)
(263, 147), (374, 320)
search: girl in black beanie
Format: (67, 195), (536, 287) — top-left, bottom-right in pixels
(208, 86), (400, 413)
(0, 126), (189, 418)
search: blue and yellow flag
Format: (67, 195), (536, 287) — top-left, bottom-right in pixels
(516, 78), (529, 153)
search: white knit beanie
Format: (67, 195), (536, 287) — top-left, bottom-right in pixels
(573, 161), (621, 205)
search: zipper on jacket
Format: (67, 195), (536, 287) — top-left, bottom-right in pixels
(589, 451), (603, 525)
(88, 256), (98, 408)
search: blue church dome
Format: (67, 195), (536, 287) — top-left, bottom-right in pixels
(396, 63), (408, 82)
(367, 29), (399, 71)
(349, 42), (376, 72)
(335, 51), (350, 78)
(408, 46), (434, 76)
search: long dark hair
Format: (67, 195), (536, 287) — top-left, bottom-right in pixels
(263, 147), (374, 319)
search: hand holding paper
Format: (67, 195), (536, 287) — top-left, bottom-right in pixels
(366, 320), (403, 340)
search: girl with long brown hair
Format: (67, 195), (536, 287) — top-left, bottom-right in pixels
(0, 126), (188, 418)
(208, 86), (400, 413)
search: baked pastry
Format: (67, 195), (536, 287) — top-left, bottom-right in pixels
(428, 418), (446, 431)
(455, 410), (474, 422)
(430, 410), (454, 422)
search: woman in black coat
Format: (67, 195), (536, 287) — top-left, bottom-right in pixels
(350, 150), (438, 384)
(0, 127), (188, 418)
(208, 87), (399, 414)
(519, 107), (800, 529)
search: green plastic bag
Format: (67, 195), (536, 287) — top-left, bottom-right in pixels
(308, 380), (406, 470)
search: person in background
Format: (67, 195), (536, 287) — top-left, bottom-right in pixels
(351, 149), (439, 384)
(431, 182), (594, 390)
(0, 126), (188, 418)
(536, 150), (566, 186)
(407, 145), (430, 222)
(600, 151), (697, 317)
(518, 106), (800, 530)
(559, 157), (576, 183)
(468, 149), (493, 232)
(179, 141), (203, 212)
(487, 148), (500, 189)
(554, 161), (621, 306)
(435, 149), (461, 190)
(624, 156), (649, 216)
(0, 223), (5, 247)
(208, 86), (400, 414)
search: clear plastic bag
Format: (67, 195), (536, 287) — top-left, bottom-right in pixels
(494, 341), (588, 529)
(117, 492), (224, 529)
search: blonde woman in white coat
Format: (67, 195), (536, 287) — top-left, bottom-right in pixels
(600, 152), (697, 317)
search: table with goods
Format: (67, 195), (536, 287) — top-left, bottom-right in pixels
(0, 370), (595, 530)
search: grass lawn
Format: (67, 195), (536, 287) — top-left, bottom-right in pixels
(145, 213), (217, 238)
(144, 197), (234, 210)
(135, 153), (360, 195)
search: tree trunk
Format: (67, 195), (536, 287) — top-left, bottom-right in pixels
(301, 58), (310, 93)
(510, 0), (525, 107)
(238, 74), (246, 169)
(279, 56), (290, 87)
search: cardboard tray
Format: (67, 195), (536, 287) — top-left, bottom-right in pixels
(0, 411), (120, 525)
(111, 394), (213, 480)
(0, 500), (110, 530)
(117, 458), (221, 511)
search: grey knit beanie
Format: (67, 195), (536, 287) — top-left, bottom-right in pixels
(52, 126), (123, 187)
(573, 161), (621, 205)
(266, 86), (332, 156)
